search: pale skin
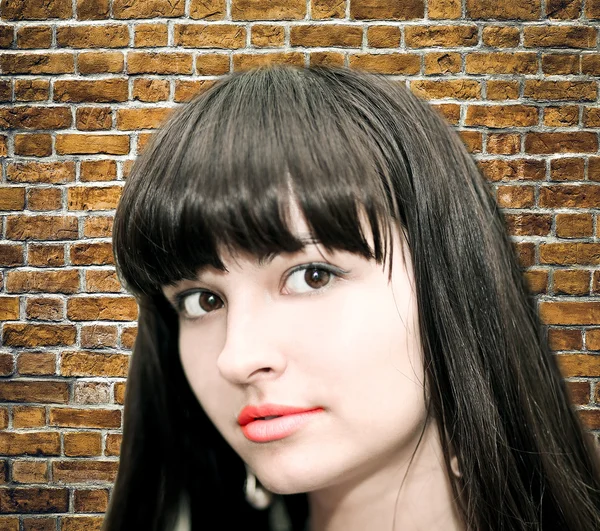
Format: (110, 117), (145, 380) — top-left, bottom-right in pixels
(162, 198), (465, 531)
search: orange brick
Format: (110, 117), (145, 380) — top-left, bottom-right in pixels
(556, 354), (600, 376)
(539, 184), (600, 208)
(133, 78), (170, 102)
(25, 296), (64, 320)
(14, 79), (50, 102)
(0, 106), (71, 130)
(525, 132), (597, 154)
(550, 157), (585, 181)
(496, 185), (535, 208)
(80, 326), (118, 349)
(0, 26), (14, 47)
(127, 52), (193, 74)
(6, 269), (79, 294)
(28, 187), (62, 210)
(366, 25), (401, 48)
(0, 380), (68, 402)
(289, 24), (362, 47)
(524, 26), (596, 48)
(13, 406), (45, 428)
(14, 134), (52, 157)
(410, 79), (481, 100)
(60, 352), (129, 377)
(523, 80), (596, 101)
(7, 162), (75, 184)
(78, 52), (124, 74)
(548, 328), (583, 351)
(67, 186), (122, 210)
(231, 0), (306, 20)
(233, 51), (304, 70)
(5, 214), (78, 240)
(0, 295), (20, 317)
(196, 54), (230, 75)
(17, 353), (57, 376)
(2, 0), (72, 20)
(466, 0), (541, 19)
(67, 296), (137, 321)
(76, 0), (110, 20)
(0, 80), (10, 102)
(64, 432), (102, 456)
(554, 269), (591, 295)
(16, 26), (52, 49)
(69, 241), (114, 265)
(486, 133), (520, 155)
(251, 24), (286, 47)
(134, 23), (168, 47)
(173, 79), (216, 102)
(28, 244), (66, 266)
(547, 0), (582, 18)
(540, 243), (600, 266)
(190, 0), (226, 19)
(116, 108), (173, 130)
(76, 107), (112, 131)
(174, 23), (246, 48)
(582, 54), (600, 74)
(587, 0), (600, 18)
(589, 157), (600, 182)
(350, 0), (424, 19)
(424, 52), (461, 74)
(53, 460), (119, 483)
(105, 433), (122, 455)
(481, 25), (520, 47)
(428, 0), (461, 19)
(12, 460), (49, 483)
(544, 106), (579, 127)
(466, 52), (537, 74)
(405, 25), (478, 47)
(0, 188), (25, 211)
(54, 79), (128, 103)
(542, 53), (580, 75)
(74, 489), (109, 513)
(565, 381), (589, 405)
(57, 24), (129, 48)
(465, 105), (538, 128)
(523, 269), (548, 294)
(56, 134), (130, 155)
(49, 407), (121, 429)
(589, 328), (600, 350)
(0, 53), (74, 74)
(504, 214), (552, 236)
(0, 489), (68, 513)
(583, 107), (600, 127)
(84, 268), (121, 291)
(113, 0), (185, 18)
(80, 160), (117, 182)
(478, 158), (545, 182)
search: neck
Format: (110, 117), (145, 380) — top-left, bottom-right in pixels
(306, 420), (464, 531)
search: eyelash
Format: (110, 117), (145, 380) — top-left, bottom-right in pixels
(171, 262), (345, 322)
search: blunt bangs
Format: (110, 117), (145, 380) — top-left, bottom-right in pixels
(112, 65), (407, 298)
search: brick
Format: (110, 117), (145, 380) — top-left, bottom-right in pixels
(0, 296), (20, 319)
(133, 78), (170, 102)
(423, 52), (461, 74)
(465, 105), (538, 127)
(80, 326), (118, 349)
(347, 53), (421, 75)
(0, 244), (22, 267)
(539, 184), (600, 208)
(366, 25), (401, 48)
(525, 132), (597, 154)
(67, 297), (138, 321)
(116, 108), (172, 130)
(542, 53), (580, 75)
(309, 51), (345, 68)
(554, 269), (590, 295)
(76, 107), (112, 131)
(12, 460), (49, 484)
(14, 134), (52, 157)
(231, 0), (306, 20)
(13, 406), (45, 429)
(544, 106), (579, 127)
(54, 79), (128, 103)
(7, 162), (75, 184)
(496, 185), (535, 208)
(428, 0), (461, 19)
(458, 130), (482, 152)
(2, 324), (76, 347)
(405, 25), (478, 47)
(583, 107), (600, 127)
(173, 80), (210, 103)
(523, 269), (548, 294)
(590, 329), (600, 350)
(80, 160), (117, 182)
(2, 0), (72, 20)
(0, 187), (25, 210)
(233, 52), (305, 70)
(5, 215), (78, 240)
(56, 134), (129, 155)
(189, 0), (226, 19)
(556, 354), (600, 376)
(486, 79), (519, 101)
(76, 0), (110, 20)
(73, 489), (109, 513)
(478, 158), (545, 182)
(582, 54), (600, 75)
(565, 381), (589, 405)
(70, 242), (114, 265)
(14, 80), (50, 102)
(84, 269), (121, 291)
(548, 328), (583, 350)
(251, 24), (286, 47)
(524, 80), (596, 101)
(137, 133), (154, 152)
(25, 297), (64, 321)
(0, 354), (13, 377)
(0, 488), (68, 514)
(60, 352), (129, 377)
(127, 52), (193, 74)
(49, 408), (121, 429)
(174, 24), (246, 48)
(28, 187), (62, 211)
(556, 213), (593, 238)
(53, 460), (119, 483)
(0, 135), (6, 156)
(6, 270), (79, 293)
(16, 26), (52, 49)
(550, 157), (585, 181)
(0, 53), (74, 74)
(196, 54), (230, 75)
(350, 0), (424, 19)
(56, 25), (129, 48)
(547, 0), (582, 18)
(289, 24), (362, 47)
(587, 0), (600, 18)
(0, 106), (71, 130)
(61, 516), (105, 530)
(0, 380), (68, 403)
(17, 353), (57, 376)
(64, 432), (102, 456)
(410, 79), (481, 100)
(524, 25), (596, 48)
(114, 382), (126, 404)
(589, 157), (600, 182)
(67, 186), (122, 210)
(78, 52), (124, 74)
(105, 433), (122, 455)
(540, 243), (600, 265)
(134, 23), (168, 47)
(73, 383), (111, 406)
(113, 0), (185, 18)
(487, 133), (520, 155)
(0, 80), (10, 102)
(466, 52), (537, 74)
(504, 214), (552, 236)
(0, 25), (14, 47)
(481, 25), (520, 47)
(28, 244), (66, 266)
(466, 0), (541, 19)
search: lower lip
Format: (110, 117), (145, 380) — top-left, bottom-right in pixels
(241, 409), (324, 443)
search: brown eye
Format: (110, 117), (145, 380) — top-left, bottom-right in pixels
(285, 265), (337, 294)
(182, 292), (224, 319)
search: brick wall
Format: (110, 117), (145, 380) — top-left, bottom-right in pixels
(0, 0), (599, 527)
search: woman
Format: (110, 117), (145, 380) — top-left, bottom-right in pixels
(102, 64), (600, 531)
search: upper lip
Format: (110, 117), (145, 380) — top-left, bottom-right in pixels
(237, 404), (322, 426)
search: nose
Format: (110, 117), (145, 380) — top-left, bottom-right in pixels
(216, 295), (287, 385)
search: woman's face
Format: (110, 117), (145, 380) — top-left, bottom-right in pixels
(162, 201), (428, 495)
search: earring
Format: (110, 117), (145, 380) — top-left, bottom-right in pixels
(450, 453), (462, 478)
(244, 464), (273, 509)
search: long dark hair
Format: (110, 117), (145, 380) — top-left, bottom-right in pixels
(102, 64), (600, 531)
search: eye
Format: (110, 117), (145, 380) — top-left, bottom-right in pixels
(171, 263), (345, 322)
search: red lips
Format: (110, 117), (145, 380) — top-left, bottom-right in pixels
(237, 404), (323, 427)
